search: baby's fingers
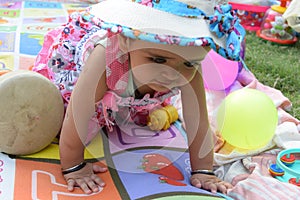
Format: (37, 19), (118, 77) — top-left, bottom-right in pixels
(223, 181), (233, 189)
(190, 174), (232, 194)
(191, 178), (218, 193)
(67, 179), (76, 191)
(91, 174), (106, 187)
(92, 164), (108, 173)
(190, 177), (202, 188)
(84, 176), (101, 193)
(217, 182), (233, 194)
(75, 178), (93, 194)
(203, 182), (217, 193)
(207, 181), (231, 194)
(215, 183), (226, 194)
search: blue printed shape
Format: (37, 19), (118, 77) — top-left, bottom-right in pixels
(0, 32), (15, 52)
(20, 33), (44, 55)
(24, 1), (62, 9)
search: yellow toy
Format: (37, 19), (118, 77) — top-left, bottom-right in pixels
(147, 105), (179, 131)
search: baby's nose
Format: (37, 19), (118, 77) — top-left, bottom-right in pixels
(161, 68), (179, 80)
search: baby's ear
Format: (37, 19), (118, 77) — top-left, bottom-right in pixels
(118, 35), (130, 52)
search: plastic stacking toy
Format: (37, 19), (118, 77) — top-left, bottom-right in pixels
(147, 105), (179, 131)
(270, 148), (300, 187)
(280, 154), (296, 166)
(269, 163), (285, 177)
(289, 177), (300, 187)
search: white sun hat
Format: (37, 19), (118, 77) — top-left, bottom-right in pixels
(83, 0), (245, 60)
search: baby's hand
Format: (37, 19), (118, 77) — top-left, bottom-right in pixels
(190, 174), (233, 194)
(63, 163), (107, 194)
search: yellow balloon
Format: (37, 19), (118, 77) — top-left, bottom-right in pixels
(217, 88), (278, 149)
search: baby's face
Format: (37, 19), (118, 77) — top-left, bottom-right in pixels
(128, 39), (210, 92)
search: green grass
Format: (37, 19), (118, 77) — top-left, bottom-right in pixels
(244, 32), (300, 119)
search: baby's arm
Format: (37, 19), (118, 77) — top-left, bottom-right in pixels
(59, 45), (108, 194)
(180, 71), (232, 194)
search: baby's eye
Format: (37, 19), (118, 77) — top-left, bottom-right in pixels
(184, 61), (199, 68)
(151, 57), (167, 64)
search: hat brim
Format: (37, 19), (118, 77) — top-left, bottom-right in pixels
(89, 0), (226, 49)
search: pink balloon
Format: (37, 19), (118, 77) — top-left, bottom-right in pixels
(201, 50), (239, 90)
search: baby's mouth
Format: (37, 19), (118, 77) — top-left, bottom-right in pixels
(152, 77), (175, 85)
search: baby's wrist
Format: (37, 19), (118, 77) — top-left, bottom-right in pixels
(191, 169), (215, 176)
(62, 161), (87, 175)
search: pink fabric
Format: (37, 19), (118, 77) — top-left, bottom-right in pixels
(33, 11), (95, 106)
(105, 32), (130, 95)
(227, 152), (300, 200)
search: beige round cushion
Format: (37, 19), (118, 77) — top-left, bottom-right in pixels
(0, 70), (64, 155)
